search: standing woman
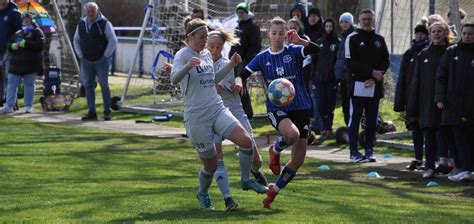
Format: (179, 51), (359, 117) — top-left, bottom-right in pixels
(313, 18), (340, 141)
(407, 21), (455, 179)
(208, 29), (268, 211)
(235, 17), (320, 208)
(170, 18), (265, 210)
(0, 13), (44, 114)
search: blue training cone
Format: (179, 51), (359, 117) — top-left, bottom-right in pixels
(426, 181), (439, 187)
(383, 153), (394, 158)
(367, 171), (381, 178)
(318, 165), (330, 170)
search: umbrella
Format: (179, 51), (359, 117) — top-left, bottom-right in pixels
(15, 0), (55, 34)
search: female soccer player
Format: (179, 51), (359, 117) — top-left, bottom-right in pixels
(170, 18), (266, 210)
(235, 17), (320, 208)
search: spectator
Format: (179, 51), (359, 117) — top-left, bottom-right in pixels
(305, 7), (324, 42)
(447, 8), (467, 37)
(289, 2), (308, 28)
(191, 7), (205, 20)
(435, 23), (474, 182)
(73, 2), (117, 121)
(334, 12), (354, 126)
(229, 2), (261, 120)
(394, 24), (429, 171)
(0, 0), (21, 107)
(345, 9), (390, 163)
(407, 21), (454, 179)
(313, 18), (340, 141)
(0, 13), (44, 114)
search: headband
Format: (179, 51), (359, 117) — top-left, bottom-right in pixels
(186, 25), (208, 37)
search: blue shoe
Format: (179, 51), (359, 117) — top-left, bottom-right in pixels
(365, 149), (376, 162)
(350, 152), (366, 163)
(196, 192), (214, 210)
(241, 179), (268, 194)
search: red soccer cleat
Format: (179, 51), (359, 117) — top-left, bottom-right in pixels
(263, 183), (278, 209)
(268, 144), (281, 175)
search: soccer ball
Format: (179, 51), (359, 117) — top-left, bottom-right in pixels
(267, 78), (296, 107)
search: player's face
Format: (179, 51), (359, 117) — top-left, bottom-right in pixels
(308, 14), (319, 25)
(207, 36), (224, 61)
(325, 22), (334, 34)
(430, 24), (446, 45)
(414, 32), (428, 42)
(340, 21), (351, 31)
(461, 26), (474, 44)
(189, 27), (208, 52)
(359, 13), (374, 31)
(268, 24), (286, 49)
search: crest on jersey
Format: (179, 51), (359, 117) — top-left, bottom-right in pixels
(330, 44), (337, 51)
(276, 67), (285, 76)
(283, 55), (292, 63)
(375, 41), (381, 48)
(454, 56), (459, 61)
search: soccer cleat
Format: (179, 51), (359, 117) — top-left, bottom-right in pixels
(25, 107), (33, 113)
(406, 160), (422, 171)
(423, 169), (435, 179)
(196, 192), (214, 210)
(350, 152), (366, 163)
(251, 170), (268, 186)
(268, 144), (281, 175)
(263, 183), (278, 209)
(448, 171), (471, 182)
(435, 164), (452, 174)
(241, 179), (268, 194)
(224, 197), (238, 211)
(81, 112), (98, 121)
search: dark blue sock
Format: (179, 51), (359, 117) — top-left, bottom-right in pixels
(275, 166), (296, 190)
(274, 136), (289, 153)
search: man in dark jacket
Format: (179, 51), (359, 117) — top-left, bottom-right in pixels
(229, 2), (261, 120)
(345, 9), (390, 163)
(435, 23), (474, 182)
(73, 2), (117, 121)
(0, 0), (21, 106)
(0, 13), (44, 114)
(393, 24), (429, 171)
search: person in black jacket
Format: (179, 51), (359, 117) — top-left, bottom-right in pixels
(345, 9), (389, 163)
(435, 23), (474, 182)
(407, 21), (454, 179)
(229, 2), (262, 120)
(313, 18), (340, 141)
(393, 24), (429, 171)
(0, 13), (44, 114)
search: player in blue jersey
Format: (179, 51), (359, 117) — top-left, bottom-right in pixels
(235, 17), (320, 208)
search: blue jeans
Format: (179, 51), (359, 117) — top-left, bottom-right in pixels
(81, 56), (111, 114)
(314, 81), (338, 131)
(6, 73), (36, 108)
(0, 53), (10, 101)
(348, 96), (380, 155)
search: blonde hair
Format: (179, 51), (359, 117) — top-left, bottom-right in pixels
(268, 16), (287, 30)
(207, 28), (239, 46)
(287, 18), (303, 31)
(430, 21), (455, 44)
(184, 18), (208, 44)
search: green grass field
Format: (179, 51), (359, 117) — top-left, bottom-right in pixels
(1, 116), (473, 222)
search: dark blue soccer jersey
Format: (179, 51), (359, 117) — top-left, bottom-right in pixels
(245, 44), (312, 112)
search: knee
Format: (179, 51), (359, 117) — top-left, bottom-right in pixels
(285, 132), (300, 145)
(241, 136), (253, 149)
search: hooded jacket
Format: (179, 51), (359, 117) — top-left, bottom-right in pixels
(393, 39), (429, 112)
(229, 14), (261, 66)
(289, 3), (308, 28)
(313, 30), (340, 83)
(407, 43), (448, 128)
(435, 42), (474, 126)
(73, 13), (118, 61)
(0, 2), (22, 53)
(345, 28), (390, 99)
(7, 24), (45, 75)
(334, 25), (354, 80)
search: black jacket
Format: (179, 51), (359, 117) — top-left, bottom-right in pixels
(7, 26), (45, 75)
(346, 28), (390, 99)
(229, 16), (261, 67)
(313, 32), (340, 83)
(435, 42), (474, 126)
(407, 44), (448, 129)
(394, 39), (429, 112)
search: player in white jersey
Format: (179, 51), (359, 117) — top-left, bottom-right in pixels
(235, 17), (320, 208)
(170, 19), (267, 210)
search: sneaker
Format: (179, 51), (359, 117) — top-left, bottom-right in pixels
(81, 112), (98, 121)
(435, 164), (453, 174)
(251, 170), (268, 186)
(0, 106), (13, 114)
(448, 168), (462, 177)
(406, 160), (422, 171)
(104, 111), (112, 121)
(25, 107), (33, 113)
(224, 197), (238, 211)
(423, 169), (435, 179)
(263, 183), (278, 209)
(365, 149), (376, 162)
(448, 171), (471, 182)
(196, 192), (214, 210)
(241, 179), (268, 194)
(350, 152), (366, 163)
(268, 144), (281, 175)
